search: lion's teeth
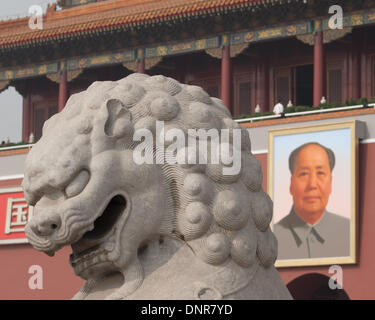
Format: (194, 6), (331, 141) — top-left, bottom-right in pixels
(83, 261), (89, 270)
(76, 264), (82, 274)
(45, 250), (55, 257)
(72, 246), (110, 275)
(104, 242), (115, 251)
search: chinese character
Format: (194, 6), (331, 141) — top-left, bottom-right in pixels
(5, 198), (33, 234)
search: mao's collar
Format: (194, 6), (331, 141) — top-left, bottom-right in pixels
(286, 207), (327, 247)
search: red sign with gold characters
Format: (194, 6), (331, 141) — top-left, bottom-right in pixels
(0, 188), (33, 244)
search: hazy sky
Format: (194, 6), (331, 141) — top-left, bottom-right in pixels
(0, 0), (53, 143)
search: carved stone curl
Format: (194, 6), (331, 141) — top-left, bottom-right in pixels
(145, 56), (163, 70)
(123, 57), (163, 72)
(205, 47), (222, 59)
(296, 27), (353, 45)
(205, 43), (249, 59)
(230, 43), (250, 57)
(122, 61), (138, 72)
(46, 69), (83, 83)
(23, 73), (292, 300)
(0, 80), (9, 93)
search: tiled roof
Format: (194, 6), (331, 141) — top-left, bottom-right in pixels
(0, 0), (282, 48)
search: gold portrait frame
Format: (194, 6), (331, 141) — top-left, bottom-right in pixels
(268, 121), (359, 268)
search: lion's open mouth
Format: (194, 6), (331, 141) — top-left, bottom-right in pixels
(70, 195), (126, 272)
(82, 195), (126, 241)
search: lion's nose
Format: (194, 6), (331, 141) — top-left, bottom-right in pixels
(29, 214), (61, 237)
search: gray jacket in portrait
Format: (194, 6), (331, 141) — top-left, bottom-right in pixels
(273, 208), (350, 260)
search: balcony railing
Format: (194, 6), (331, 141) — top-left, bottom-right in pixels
(1, 103), (375, 151)
(235, 103), (375, 124)
(0, 143), (34, 151)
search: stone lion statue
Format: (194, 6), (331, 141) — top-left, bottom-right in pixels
(23, 73), (291, 300)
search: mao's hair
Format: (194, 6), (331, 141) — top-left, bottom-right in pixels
(288, 142), (336, 174)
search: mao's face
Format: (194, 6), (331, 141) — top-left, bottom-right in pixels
(290, 144), (332, 219)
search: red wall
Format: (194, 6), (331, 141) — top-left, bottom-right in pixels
(0, 144), (374, 299)
(0, 245), (84, 299)
(255, 143), (375, 300)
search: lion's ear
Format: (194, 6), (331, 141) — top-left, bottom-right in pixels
(104, 99), (133, 138)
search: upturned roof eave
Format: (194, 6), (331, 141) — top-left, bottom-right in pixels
(0, 0), (279, 49)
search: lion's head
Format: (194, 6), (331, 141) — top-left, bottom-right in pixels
(23, 73), (278, 299)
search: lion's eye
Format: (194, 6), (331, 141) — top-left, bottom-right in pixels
(65, 170), (90, 198)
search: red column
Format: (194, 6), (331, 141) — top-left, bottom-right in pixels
(352, 30), (362, 100)
(313, 31), (325, 107)
(22, 88), (31, 142)
(221, 45), (232, 113)
(361, 28), (369, 99)
(256, 60), (269, 112)
(351, 50), (361, 99)
(58, 70), (68, 112)
(137, 58), (145, 74)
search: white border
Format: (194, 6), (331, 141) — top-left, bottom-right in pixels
(0, 174), (24, 182)
(361, 138), (375, 144)
(251, 149), (268, 155)
(0, 186), (29, 245)
(235, 103), (375, 124)
(0, 187), (23, 194)
(0, 144), (33, 152)
(0, 238), (28, 244)
(251, 138), (375, 154)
